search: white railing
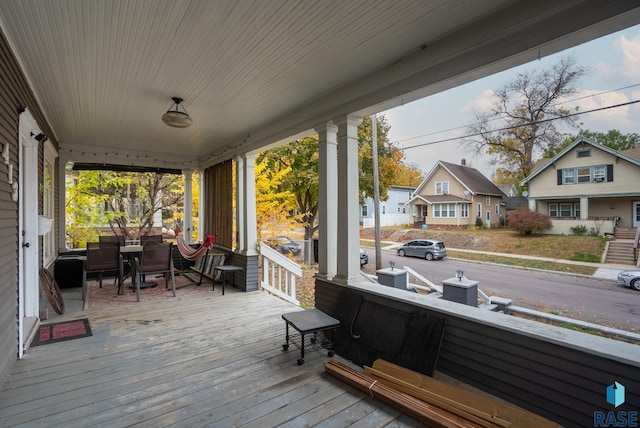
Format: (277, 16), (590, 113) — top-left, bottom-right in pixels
(259, 242), (302, 305)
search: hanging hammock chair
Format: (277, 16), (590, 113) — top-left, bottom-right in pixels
(175, 233), (214, 261)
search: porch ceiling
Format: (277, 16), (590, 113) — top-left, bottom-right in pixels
(0, 1), (639, 170)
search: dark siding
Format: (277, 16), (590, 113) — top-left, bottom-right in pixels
(0, 28), (57, 386)
(315, 279), (640, 428)
(229, 253), (259, 292)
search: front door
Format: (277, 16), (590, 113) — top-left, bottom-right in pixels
(634, 201), (640, 228)
(18, 110), (41, 357)
(485, 210), (491, 228)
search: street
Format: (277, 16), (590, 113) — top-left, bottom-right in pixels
(365, 249), (640, 333)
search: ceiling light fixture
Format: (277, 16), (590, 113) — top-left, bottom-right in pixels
(161, 97), (193, 128)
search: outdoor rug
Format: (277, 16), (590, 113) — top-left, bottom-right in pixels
(31, 318), (92, 346)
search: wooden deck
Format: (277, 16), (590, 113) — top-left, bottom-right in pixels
(0, 286), (424, 427)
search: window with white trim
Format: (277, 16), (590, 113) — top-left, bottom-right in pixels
(460, 204), (469, 218)
(486, 196), (491, 205)
(435, 181), (449, 195)
(361, 205), (368, 216)
(563, 169), (576, 184)
(560, 203), (573, 217)
(434, 203), (456, 218)
(477, 203), (482, 218)
(548, 203), (558, 217)
(495, 204), (500, 215)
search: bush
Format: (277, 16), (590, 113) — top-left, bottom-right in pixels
(506, 208), (552, 235)
(570, 225), (587, 236)
(475, 217), (484, 228)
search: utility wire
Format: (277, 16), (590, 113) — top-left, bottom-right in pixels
(401, 98), (640, 150)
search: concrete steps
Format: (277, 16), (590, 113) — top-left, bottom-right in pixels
(614, 227), (638, 240)
(605, 240), (636, 265)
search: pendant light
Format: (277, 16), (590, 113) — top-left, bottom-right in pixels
(161, 97), (193, 128)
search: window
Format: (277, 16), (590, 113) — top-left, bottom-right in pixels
(477, 203), (482, 218)
(495, 204), (500, 215)
(422, 205), (428, 218)
(460, 204), (469, 218)
(486, 196), (491, 205)
(592, 165), (606, 182)
(563, 169), (576, 184)
(574, 203), (581, 219)
(435, 181), (449, 195)
(560, 165), (611, 184)
(361, 205), (368, 216)
(560, 203), (573, 217)
(548, 203), (558, 217)
(434, 203), (456, 218)
(43, 141), (58, 268)
(576, 149), (591, 158)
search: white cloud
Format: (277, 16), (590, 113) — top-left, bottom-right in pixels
(568, 89), (634, 132)
(616, 31), (640, 79)
(462, 89), (497, 114)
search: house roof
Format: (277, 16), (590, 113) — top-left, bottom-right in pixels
(503, 196), (528, 210)
(406, 194), (469, 205)
(413, 161), (505, 198)
(520, 139), (640, 185)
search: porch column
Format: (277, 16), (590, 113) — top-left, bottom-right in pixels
(242, 152), (258, 256)
(198, 170), (204, 242)
(334, 115), (363, 284)
(58, 156), (70, 251)
(315, 121), (338, 279)
(580, 197), (589, 220)
(182, 170), (193, 243)
(235, 155), (245, 252)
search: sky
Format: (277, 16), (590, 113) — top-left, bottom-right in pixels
(383, 23), (640, 178)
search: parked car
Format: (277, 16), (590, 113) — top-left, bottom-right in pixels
(397, 240), (446, 260)
(360, 248), (368, 266)
(266, 236), (301, 255)
(617, 269), (640, 291)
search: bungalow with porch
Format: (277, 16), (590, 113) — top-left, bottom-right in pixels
(406, 160), (505, 228)
(519, 138), (640, 236)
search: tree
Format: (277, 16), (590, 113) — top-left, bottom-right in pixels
(358, 115), (421, 202)
(65, 168), (182, 248)
(465, 56), (587, 184)
(507, 207), (552, 235)
(257, 136), (318, 241)
(544, 129), (640, 158)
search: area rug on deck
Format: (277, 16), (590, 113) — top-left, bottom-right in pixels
(85, 271), (215, 310)
(31, 318), (92, 346)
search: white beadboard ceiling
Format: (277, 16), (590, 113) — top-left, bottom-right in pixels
(0, 0), (639, 170)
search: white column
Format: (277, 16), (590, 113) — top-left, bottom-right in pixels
(334, 115), (362, 283)
(58, 156), (70, 251)
(315, 121), (338, 279)
(243, 152), (258, 255)
(235, 155), (245, 253)
(182, 170), (193, 243)
(580, 196), (589, 220)
(197, 170), (204, 243)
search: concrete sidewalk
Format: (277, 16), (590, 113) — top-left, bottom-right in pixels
(366, 239), (637, 281)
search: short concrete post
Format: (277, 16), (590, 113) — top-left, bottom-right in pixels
(377, 267), (408, 290)
(442, 276), (479, 307)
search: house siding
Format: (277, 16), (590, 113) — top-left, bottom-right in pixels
(315, 279), (640, 428)
(0, 29), (56, 385)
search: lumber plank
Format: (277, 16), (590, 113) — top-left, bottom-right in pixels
(371, 359), (558, 428)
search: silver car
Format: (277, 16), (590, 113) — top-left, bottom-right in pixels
(397, 240), (447, 260)
(617, 269), (640, 291)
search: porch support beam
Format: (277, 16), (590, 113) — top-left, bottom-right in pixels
(235, 155), (245, 252)
(239, 153), (258, 256)
(580, 197), (589, 220)
(315, 121), (338, 280)
(334, 115), (363, 284)
(182, 170), (193, 243)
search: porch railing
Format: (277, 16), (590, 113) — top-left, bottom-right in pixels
(259, 242), (302, 306)
(635, 226), (640, 264)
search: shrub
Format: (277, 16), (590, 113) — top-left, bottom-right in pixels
(570, 225), (587, 236)
(475, 217), (484, 228)
(506, 208), (552, 235)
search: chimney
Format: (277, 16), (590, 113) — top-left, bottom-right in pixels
(461, 158), (466, 166)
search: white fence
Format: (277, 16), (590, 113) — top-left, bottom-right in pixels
(361, 213), (411, 229)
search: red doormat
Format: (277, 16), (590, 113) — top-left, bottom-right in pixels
(32, 318), (92, 346)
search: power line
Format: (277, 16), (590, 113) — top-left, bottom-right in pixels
(401, 98), (640, 150)
(394, 83), (640, 145)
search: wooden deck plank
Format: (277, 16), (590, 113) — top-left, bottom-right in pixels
(0, 286), (419, 427)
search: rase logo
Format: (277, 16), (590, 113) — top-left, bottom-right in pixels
(594, 381), (638, 427)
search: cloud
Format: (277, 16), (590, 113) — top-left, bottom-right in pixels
(462, 89), (497, 114)
(568, 89), (634, 131)
(615, 31), (640, 79)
